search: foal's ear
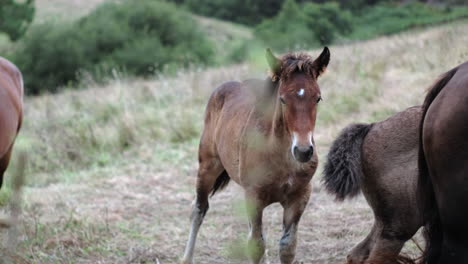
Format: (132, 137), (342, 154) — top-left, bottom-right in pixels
(266, 48), (281, 75)
(312, 47), (330, 78)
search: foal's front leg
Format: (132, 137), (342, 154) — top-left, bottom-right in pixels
(245, 195), (266, 264)
(279, 185), (311, 264)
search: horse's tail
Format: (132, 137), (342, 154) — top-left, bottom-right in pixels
(322, 123), (373, 201)
(417, 66), (458, 264)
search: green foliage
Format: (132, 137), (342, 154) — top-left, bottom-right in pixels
(13, 22), (86, 94)
(12, 0), (215, 94)
(0, 0), (35, 41)
(178, 0), (285, 25)
(231, 0), (467, 60)
(255, 0), (313, 51)
(254, 0), (352, 51)
(303, 2), (353, 45)
(351, 2), (468, 39)
(337, 0), (392, 12)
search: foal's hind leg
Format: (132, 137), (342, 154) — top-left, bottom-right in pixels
(181, 155), (225, 264)
(279, 184), (311, 264)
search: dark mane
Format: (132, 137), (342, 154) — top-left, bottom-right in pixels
(271, 52), (316, 81)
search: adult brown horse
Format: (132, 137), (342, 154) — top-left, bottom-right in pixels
(181, 47), (330, 264)
(0, 57), (23, 188)
(418, 61), (468, 264)
(323, 106), (423, 264)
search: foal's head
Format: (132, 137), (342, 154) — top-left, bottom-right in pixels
(266, 47), (330, 163)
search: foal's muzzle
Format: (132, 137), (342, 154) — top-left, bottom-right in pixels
(293, 145), (314, 163)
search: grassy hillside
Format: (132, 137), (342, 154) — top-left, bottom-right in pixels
(194, 15), (253, 56)
(0, 21), (467, 263)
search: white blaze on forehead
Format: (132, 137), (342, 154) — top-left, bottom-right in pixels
(297, 88), (304, 97)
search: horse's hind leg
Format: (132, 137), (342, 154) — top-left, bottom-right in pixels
(279, 184), (311, 264)
(181, 152), (225, 264)
(347, 224), (376, 264)
(347, 222), (406, 264)
(365, 222), (418, 264)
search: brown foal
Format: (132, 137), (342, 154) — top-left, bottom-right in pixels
(181, 47), (330, 264)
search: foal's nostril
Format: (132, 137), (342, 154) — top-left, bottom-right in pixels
(307, 145), (314, 155)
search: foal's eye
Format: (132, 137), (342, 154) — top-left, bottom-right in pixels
(280, 97), (286, 105)
(316, 96), (322, 103)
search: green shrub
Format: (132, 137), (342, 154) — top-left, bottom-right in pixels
(303, 2), (353, 45)
(12, 0), (215, 94)
(253, 0), (468, 53)
(255, 0), (316, 51)
(255, 0), (352, 51)
(0, 0), (35, 41)
(181, 0), (285, 25)
(337, 0), (392, 12)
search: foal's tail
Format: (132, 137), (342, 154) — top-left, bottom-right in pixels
(417, 66), (458, 264)
(322, 123), (373, 201)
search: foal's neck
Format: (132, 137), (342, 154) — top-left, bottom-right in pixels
(253, 79), (289, 146)
(271, 94), (286, 139)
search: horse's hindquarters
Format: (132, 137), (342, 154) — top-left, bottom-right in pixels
(422, 65), (468, 263)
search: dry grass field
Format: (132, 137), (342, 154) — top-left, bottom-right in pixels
(0, 1), (468, 263)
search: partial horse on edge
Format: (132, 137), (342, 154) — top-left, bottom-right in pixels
(323, 61), (468, 264)
(418, 61), (468, 264)
(0, 57), (23, 189)
(181, 47), (330, 264)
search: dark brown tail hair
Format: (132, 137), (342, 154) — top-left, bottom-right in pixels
(322, 123), (373, 201)
(417, 66), (458, 264)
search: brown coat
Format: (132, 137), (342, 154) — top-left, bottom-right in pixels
(323, 106), (423, 263)
(0, 57), (23, 187)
